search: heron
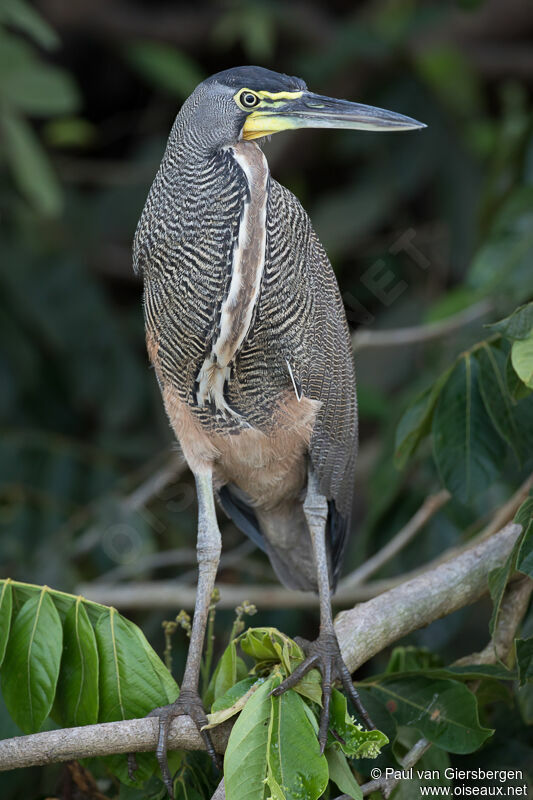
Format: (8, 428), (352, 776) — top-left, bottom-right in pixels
(134, 65), (424, 794)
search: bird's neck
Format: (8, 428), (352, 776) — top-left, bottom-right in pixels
(195, 140), (270, 413)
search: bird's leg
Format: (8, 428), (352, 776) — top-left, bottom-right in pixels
(272, 469), (374, 751)
(151, 470), (222, 797)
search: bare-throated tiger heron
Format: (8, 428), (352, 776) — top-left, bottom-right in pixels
(134, 66), (425, 794)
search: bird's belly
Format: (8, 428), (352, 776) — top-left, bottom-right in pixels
(161, 379), (320, 507)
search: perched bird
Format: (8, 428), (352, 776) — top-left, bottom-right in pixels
(134, 65), (424, 794)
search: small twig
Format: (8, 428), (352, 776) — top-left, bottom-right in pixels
(122, 453), (186, 512)
(351, 300), (493, 352)
(94, 540), (256, 585)
(340, 490), (451, 589)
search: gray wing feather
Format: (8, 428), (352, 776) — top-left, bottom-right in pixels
(268, 181), (358, 579)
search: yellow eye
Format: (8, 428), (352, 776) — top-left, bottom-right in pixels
(238, 90), (260, 109)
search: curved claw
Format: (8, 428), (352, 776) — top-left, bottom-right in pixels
(271, 632), (375, 752)
(140, 691), (221, 799)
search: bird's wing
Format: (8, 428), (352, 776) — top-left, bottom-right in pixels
(268, 180), (358, 583)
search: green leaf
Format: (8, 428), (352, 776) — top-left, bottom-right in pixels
(475, 342), (522, 458)
(0, 61), (79, 116)
(0, 0), (60, 49)
(329, 690), (388, 758)
(224, 677), (274, 800)
(432, 354), (505, 502)
(488, 533), (522, 636)
(53, 599), (99, 726)
(204, 640), (247, 709)
(488, 302), (533, 340)
(468, 187), (533, 302)
(366, 677), (492, 753)
(516, 638), (533, 687)
(394, 367), (452, 468)
(240, 627), (299, 666)
(511, 333), (533, 389)
(205, 678), (260, 729)
(385, 646), (443, 674)
(0, 580), (13, 668)
(516, 519), (533, 579)
(1, 109), (62, 215)
(211, 677), (257, 714)
(325, 748), (362, 799)
(506, 351), (532, 401)
(124, 42), (203, 99)
(0, 588), (62, 732)
(94, 609), (174, 722)
(266, 689), (328, 800)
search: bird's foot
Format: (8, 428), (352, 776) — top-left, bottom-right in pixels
(147, 690), (221, 798)
(271, 631), (375, 752)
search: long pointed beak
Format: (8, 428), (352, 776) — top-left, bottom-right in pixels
(242, 91), (426, 140)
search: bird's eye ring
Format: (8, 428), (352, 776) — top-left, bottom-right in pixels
(239, 90), (260, 109)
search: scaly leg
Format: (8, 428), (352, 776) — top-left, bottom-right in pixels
(272, 469), (374, 750)
(152, 471), (222, 796)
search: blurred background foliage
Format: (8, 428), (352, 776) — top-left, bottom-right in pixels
(1, 0), (533, 797)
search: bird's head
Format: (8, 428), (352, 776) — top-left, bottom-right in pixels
(181, 65), (425, 149)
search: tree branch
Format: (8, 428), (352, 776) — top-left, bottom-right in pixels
(351, 300), (493, 352)
(0, 522), (522, 773)
(79, 471), (533, 610)
(336, 521), (521, 673)
(339, 489), (451, 589)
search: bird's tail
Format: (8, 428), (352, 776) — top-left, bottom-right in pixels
(218, 483), (337, 593)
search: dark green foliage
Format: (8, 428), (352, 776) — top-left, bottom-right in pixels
(1, 0), (533, 797)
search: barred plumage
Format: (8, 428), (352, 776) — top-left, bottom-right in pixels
(135, 120), (356, 591)
(133, 68), (424, 786)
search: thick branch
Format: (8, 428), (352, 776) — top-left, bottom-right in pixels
(0, 522), (522, 773)
(336, 522), (521, 672)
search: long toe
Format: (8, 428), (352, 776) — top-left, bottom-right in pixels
(272, 632), (376, 750)
(149, 691), (221, 799)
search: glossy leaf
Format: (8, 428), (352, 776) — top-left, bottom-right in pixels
(432, 354), (505, 502)
(511, 333), (533, 389)
(224, 677), (274, 800)
(506, 351), (532, 401)
(468, 187), (533, 301)
(266, 688), (328, 800)
(53, 599), (99, 726)
(488, 533), (522, 636)
(366, 676), (492, 753)
(329, 690), (388, 758)
(0, 580), (13, 668)
(475, 342), (521, 458)
(489, 302), (533, 340)
(516, 638), (533, 687)
(94, 608), (176, 722)
(516, 519), (533, 578)
(205, 678), (260, 729)
(326, 748), (362, 799)
(394, 366), (452, 468)
(204, 640), (247, 709)
(1, 588), (62, 732)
